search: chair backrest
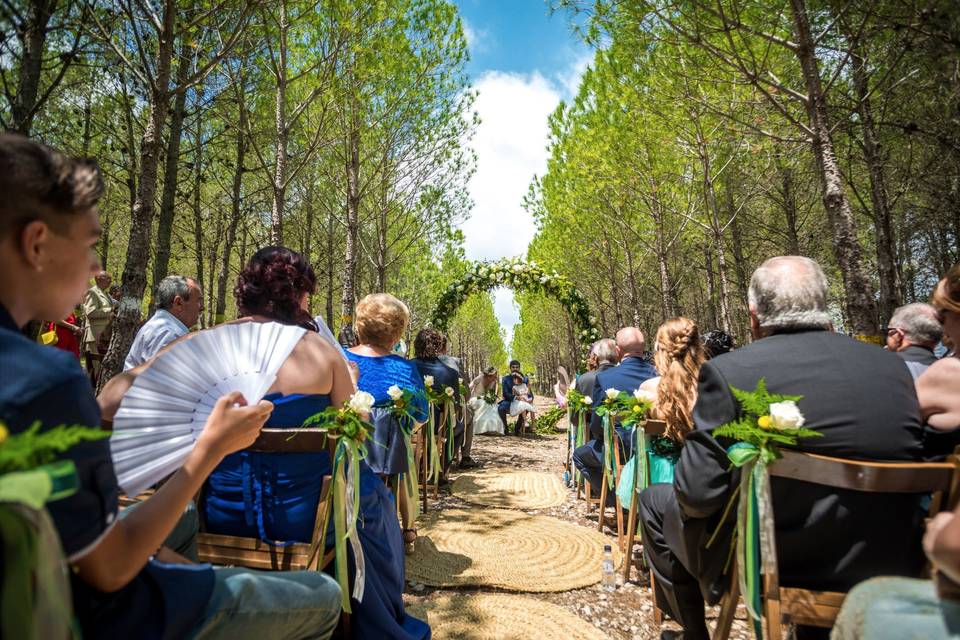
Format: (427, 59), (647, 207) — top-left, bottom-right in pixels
(769, 449), (960, 514)
(248, 428), (337, 456)
(643, 419), (667, 437)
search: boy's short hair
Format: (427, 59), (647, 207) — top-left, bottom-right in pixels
(0, 133), (103, 239)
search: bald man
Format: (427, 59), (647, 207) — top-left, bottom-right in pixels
(572, 327), (657, 502)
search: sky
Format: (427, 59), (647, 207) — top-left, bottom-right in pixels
(452, 0), (592, 348)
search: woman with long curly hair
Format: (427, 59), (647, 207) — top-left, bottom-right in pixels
(637, 317), (706, 482)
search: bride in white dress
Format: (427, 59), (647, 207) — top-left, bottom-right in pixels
(470, 367), (504, 435)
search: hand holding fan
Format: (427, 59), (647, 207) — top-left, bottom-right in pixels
(110, 321), (306, 495)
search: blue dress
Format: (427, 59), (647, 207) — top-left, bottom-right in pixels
(346, 352), (429, 474)
(202, 392), (431, 640)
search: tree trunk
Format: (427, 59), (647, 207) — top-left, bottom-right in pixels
(269, 0), (289, 244)
(340, 122), (361, 320)
(325, 209), (336, 329)
(851, 45), (900, 321)
(207, 211), (222, 327)
(215, 91), (248, 324)
(776, 158), (802, 254)
(192, 117), (205, 326)
(98, 0), (177, 390)
(11, 0), (56, 135)
(789, 0), (878, 334)
(150, 44), (192, 314)
(704, 242), (718, 328)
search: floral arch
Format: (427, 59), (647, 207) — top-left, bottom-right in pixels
(429, 258), (601, 351)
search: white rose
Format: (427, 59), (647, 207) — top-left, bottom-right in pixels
(348, 390), (375, 414)
(445, 386), (455, 397)
(424, 375), (434, 387)
(605, 388), (620, 400)
(769, 401), (805, 429)
(633, 388), (657, 403)
(387, 385), (403, 401)
(583, 396), (593, 405)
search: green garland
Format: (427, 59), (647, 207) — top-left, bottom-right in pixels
(429, 258), (601, 355)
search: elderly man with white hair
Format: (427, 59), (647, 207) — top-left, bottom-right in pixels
(884, 302), (942, 379)
(638, 256), (926, 640)
(123, 275), (203, 370)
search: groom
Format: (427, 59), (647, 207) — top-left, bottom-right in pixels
(498, 359), (532, 435)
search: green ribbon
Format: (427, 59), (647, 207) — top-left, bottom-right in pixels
(426, 403), (442, 482)
(445, 399), (456, 463)
(727, 442), (776, 639)
(601, 414), (618, 490)
(632, 425), (648, 494)
(575, 411), (586, 485)
(399, 415), (420, 523)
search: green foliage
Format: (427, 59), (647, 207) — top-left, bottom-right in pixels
(535, 406), (566, 434)
(0, 422), (110, 475)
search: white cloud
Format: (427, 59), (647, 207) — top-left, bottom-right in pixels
(461, 18), (489, 54)
(557, 51), (593, 99)
(458, 69), (573, 349)
(460, 69), (560, 263)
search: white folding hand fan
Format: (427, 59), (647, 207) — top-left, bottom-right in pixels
(110, 321), (307, 496)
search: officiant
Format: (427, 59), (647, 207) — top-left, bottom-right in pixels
(498, 359), (532, 435)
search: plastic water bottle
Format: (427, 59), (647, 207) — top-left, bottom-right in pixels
(602, 544), (616, 591)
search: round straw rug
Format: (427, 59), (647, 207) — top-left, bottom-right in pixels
(451, 470), (567, 510)
(406, 508), (621, 591)
(408, 593), (606, 640)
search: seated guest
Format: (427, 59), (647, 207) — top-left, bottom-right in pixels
(0, 135), (342, 639)
(702, 329), (734, 359)
(639, 256), (926, 640)
(574, 338), (618, 427)
(636, 317), (706, 484)
(498, 359), (533, 435)
(917, 264), (960, 431)
(190, 247), (430, 640)
(832, 480), (960, 639)
(885, 302), (942, 379)
(413, 328), (463, 477)
(508, 372), (536, 429)
(48, 308), (82, 359)
(572, 328), (657, 501)
(123, 275), (203, 370)
(345, 293), (428, 550)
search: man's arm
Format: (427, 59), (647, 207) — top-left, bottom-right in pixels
(673, 360), (740, 519)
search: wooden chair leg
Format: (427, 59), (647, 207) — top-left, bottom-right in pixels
(622, 492), (639, 582)
(650, 569), (663, 626)
(765, 596), (783, 640)
(598, 480), (608, 532)
(614, 494), (624, 547)
(712, 572), (738, 640)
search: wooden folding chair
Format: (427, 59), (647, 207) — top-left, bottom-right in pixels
(597, 433), (626, 546)
(709, 449), (960, 640)
(622, 419), (667, 582)
(196, 428), (350, 635)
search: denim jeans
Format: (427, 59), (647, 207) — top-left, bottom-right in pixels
(833, 577), (960, 639)
(188, 567), (342, 640)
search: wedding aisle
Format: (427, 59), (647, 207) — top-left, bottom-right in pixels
(401, 398), (756, 640)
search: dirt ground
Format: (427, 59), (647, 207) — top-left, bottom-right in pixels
(404, 398), (753, 640)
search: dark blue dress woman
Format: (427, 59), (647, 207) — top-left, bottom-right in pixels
(201, 247), (430, 640)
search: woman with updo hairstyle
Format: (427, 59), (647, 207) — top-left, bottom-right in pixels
(636, 317), (706, 483)
(213, 252), (430, 640)
(917, 264), (960, 431)
(345, 293), (428, 551)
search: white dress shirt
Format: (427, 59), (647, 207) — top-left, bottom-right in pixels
(123, 309), (189, 370)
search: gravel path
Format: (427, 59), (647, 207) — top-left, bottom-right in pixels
(404, 398), (753, 639)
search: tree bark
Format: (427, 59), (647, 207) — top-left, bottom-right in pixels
(215, 90), (248, 324)
(850, 45), (900, 321)
(269, 0), (289, 244)
(150, 44), (192, 314)
(325, 208), (336, 329)
(192, 116), (205, 326)
(775, 158), (802, 254)
(789, 0), (878, 334)
(98, 0), (177, 390)
(340, 121), (361, 320)
(10, 0), (56, 135)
